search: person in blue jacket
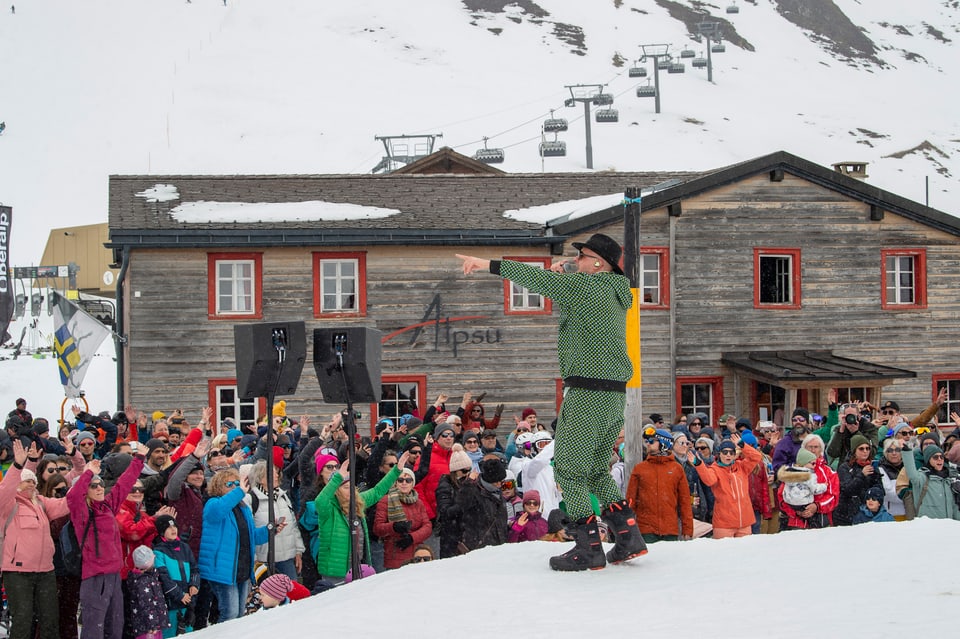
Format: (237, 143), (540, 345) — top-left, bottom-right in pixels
(197, 468), (276, 621)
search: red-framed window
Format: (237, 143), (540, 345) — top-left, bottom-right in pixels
(881, 249), (927, 310)
(639, 247), (670, 309)
(378, 374), (427, 426)
(503, 257), (553, 315)
(313, 251), (367, 318)
(207, 252), (263, 320)
(754, 247), (801, 310)
(932, 373), (960, 424)
(677, 376), (724, 426)
(207, 378), (265, 433)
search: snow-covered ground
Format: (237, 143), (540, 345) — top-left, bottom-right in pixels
(1, 0), (958, 266)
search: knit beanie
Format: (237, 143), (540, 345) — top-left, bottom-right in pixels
(272, 400), (286, 418)
(849, 434), (870, 452)
(146, 438), (167, 455)
(919, 432), (941, 449)
(315, 453), (340, 476)
(521, 408), (537, 420)
(434, 423), (455, 440)
(865, 486), (885, 502)
(792, 407), (810, 422)
(795, 448), (817, 467)
(132, 545), (155, 570)
(448, 443), (472, 473)
(399, 467), (416, 483)
(399, 414), (423, 429)
(718, 440), (737, 453)
(523, 489), (541, 504)
(226, 429), (242, 444)
(19, 468), (37, 483)
(923, 445), (945, 466)
(272, 446), (285, 469)
(154, 515), (177, 537)
(74, 431), (96, 445)
(259, 574), (293, 602)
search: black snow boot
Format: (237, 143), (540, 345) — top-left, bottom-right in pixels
(601, 500), (648, 564)
(549, 514), (606, 572)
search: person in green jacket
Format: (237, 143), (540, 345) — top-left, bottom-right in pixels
(457, 233), (647, 572)
(313, 451), (411, 581)
(902, 444), (960, 520)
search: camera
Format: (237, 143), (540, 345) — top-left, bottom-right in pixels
(844, 414), (859, 425)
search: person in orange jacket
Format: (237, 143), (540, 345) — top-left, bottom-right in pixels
(625, 430), (693, 543)
(690, 432), (761, 538)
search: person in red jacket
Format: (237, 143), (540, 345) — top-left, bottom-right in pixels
(692, 432), (761, 538)
(418, 422), (457, 520)
(627, 430), (693, 543)
(67, 448), (145, 639)
(373, 468), (432, 569)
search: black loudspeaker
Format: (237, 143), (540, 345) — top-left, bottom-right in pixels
(313, 327), (382, 404)
(234, 322), (307, 400)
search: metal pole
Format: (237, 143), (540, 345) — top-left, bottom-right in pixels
(583, 100), (594, 169)
(623, 187), (643, 476)
(653, 58), (662, 114)
(706, 43), (713, 83)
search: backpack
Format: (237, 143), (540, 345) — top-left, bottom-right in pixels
(59, 509), (94, 577)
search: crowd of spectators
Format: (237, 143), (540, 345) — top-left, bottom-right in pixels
(1, 386), (959, 638)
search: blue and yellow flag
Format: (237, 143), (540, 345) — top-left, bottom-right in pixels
(51, 290), (110, 398)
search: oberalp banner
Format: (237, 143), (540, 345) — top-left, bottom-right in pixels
(51, 289), (111, 398)
(0, 206), (12, 344)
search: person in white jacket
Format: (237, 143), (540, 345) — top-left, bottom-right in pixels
(244, 460), (304, 581)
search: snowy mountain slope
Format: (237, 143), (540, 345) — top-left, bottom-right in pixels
(0, 0), (957, 266)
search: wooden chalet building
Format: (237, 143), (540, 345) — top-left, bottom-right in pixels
(107, 148), (960, 434)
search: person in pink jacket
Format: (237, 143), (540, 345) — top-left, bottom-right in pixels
(692, 432), (762, 538)
(0, 439), (71, 639)
(67, 443), (145, 639)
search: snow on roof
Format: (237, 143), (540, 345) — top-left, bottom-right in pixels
(135, 184), (180, 203)
(169, 200), (401, 223)
(504, 192), (624, 225)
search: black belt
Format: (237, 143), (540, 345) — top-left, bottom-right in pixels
(563, 376), (627, 393)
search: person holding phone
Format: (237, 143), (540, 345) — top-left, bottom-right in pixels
(834, 434), (881, 526)
(198, 469), (274, 622)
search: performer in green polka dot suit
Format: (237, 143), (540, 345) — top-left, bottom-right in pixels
(457, 234), (647, 571)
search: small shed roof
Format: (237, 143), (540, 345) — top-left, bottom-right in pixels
(721, 350), (917, 387)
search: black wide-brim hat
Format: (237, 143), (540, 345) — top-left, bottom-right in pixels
(571, 233), (624, 275)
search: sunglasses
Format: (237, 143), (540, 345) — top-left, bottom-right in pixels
(886, 447), (903, 453)
(856, 445), (871, 451)
(718, 449), (736, 455)
(396, 477), (414, 484)
(897, 431), (915, 437)
(88, 482), (104, 489)
(225, 480), (241, 488)
(411, 556), (431, 563)
(409, 449), (422, 456)
(524, 500), (540, 506)
(464, 439), (479, 445)
(695, 446), (710, 451)
(130, 486), (145, 493)
(57, 466), (70, 472)
(791, 417), (807, 423)
(43, 466), (57, 473)
(689, 421), (702, 426)
(78, 441), (95, 446)
(383, 462), (397, 468)
(882, 409), (897, 415)
(438, 432), (455, 439)
(929, 454), (945, 461)
(675, 440), (690, 446)
(455, 469), (471, 476)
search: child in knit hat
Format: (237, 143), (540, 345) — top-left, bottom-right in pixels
(152, 515), (200, 637)
(258, 573), (311, 609)
(777, 449), (827, 509)
(125, 545), (169, 639)
(853, 485), (895, 524)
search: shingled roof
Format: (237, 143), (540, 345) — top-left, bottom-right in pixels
(107, 170), (699, 248)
